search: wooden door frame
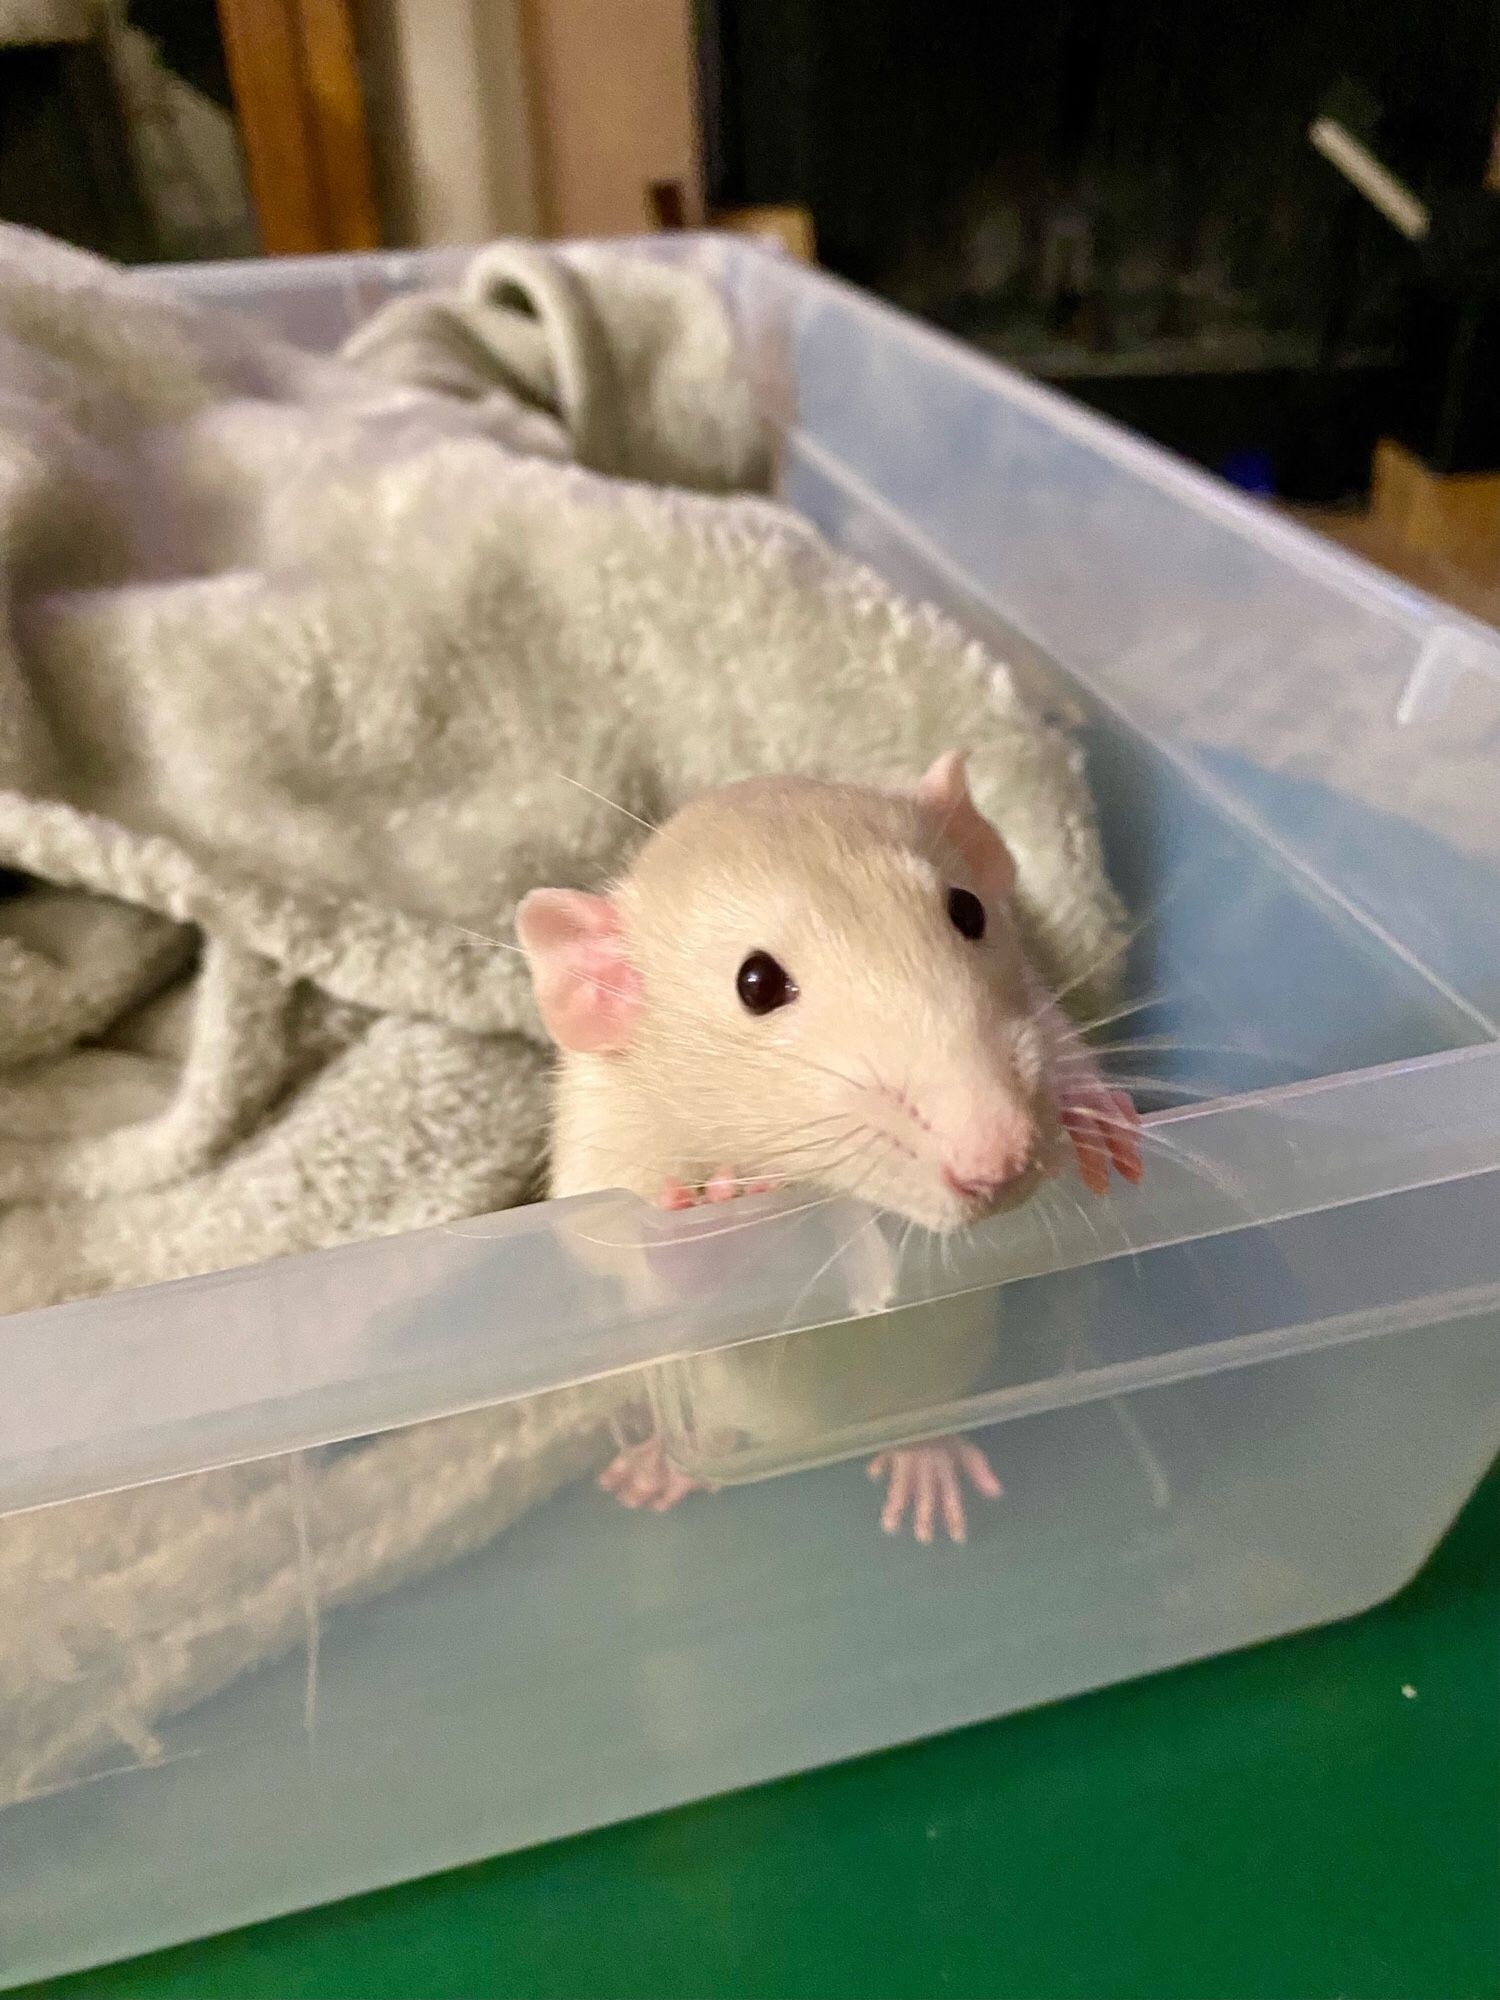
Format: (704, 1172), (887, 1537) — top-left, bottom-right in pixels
(215, 0), (379, 254)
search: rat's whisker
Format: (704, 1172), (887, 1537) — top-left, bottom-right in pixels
(1037, 1182), (1090, 1273)
(1073, 1070), (1226, 1103)
(695, 1166), (804, 1187)
(444, 921), (634, 1006)
(781, 1207), (889, 1332)
(1057, 1176), (1141, 1276)
(778, 1140), (899, 1328)
(1049, 880), (1192, 1012)
(553, 772), (659, 834)
(1122, 1125), (1248, 1207)
(1072, 1096), (1229, 1160)
(703, 1130), (862, 1187)
(443, 921), (516, 951)
(1031, 1190), (1091, 1375)
(866, 1052), (895, 1102)
(445, 917), (634, 1008)
(1030, 1185), (1065, 1267)
(774, 1047), (871, 1096)
(895, 1215), (919, 1275)
(568, 1180), (855, 1251)
(742, 1117), (877, 1178)
(621, 1127), (893, 1250)
(1053, 1175), (1111, 1259)
(1089, 1036), (1301, 1070)
(733, 1109), (856, 1150)
(708, 1137), (864, 1199)
(1073, 991), (1187, 1037)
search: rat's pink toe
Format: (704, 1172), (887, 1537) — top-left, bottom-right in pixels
(1104, 1091), (1144, 1180)
(870, 1438), (1002, 1544)
(1067, 1119), (1111, 1195)
(649, 1464), (702, 1510)
(1061, 1082), (1143, 1193)
(878, 1451), (913, 1534)
(937, 1454), (967, 1543)
(655, 1169), (777, 1211)
(600, 1436), (705, 1514)
(912, 1467), (937, 1544)
(956, 1439), (1004, 1499)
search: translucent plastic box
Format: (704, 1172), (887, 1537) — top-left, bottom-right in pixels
(5, 239), (1500, 1987)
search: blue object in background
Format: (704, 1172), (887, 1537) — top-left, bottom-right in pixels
(1218, 447), (1277, 495)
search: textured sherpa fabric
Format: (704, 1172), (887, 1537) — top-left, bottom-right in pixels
(0, 226), (1124, 1306)
(0, 225), (1125, 1803)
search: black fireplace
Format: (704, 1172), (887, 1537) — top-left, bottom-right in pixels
(698, 0), (1500, 501)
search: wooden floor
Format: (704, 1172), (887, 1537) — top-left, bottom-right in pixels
(1289, 505), (1500, 630)
(1287, 433), (1500, 627)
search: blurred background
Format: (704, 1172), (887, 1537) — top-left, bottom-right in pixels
(4, 0), (1498, 608)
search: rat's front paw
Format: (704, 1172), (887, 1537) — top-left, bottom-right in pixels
(868, 1437), (1003, 1545)
(644, 1169), (780, 1303)
(598, 1435), (711, 1513)
(1058, 1080), (1143, 1195)
(657, 1168), (777, 1209)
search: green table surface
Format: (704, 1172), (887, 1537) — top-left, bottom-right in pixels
(22, 1465), (1500, 2000)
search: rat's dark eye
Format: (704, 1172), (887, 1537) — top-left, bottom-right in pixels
(737, 950), (796, 1014)
(946, 887), (987, 941)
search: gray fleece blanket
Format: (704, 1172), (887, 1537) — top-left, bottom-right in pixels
(0, 226), (1124, 1803)
(0, 226), (1122, 1310)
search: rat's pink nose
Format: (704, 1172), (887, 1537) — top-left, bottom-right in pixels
(941, 1121), (1036, 1201)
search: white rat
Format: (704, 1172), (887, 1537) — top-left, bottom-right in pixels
(518, 751), (1139, 1543)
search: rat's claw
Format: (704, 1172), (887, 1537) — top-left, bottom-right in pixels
(599, 1436), (709, 1511)
(869, 1438), (1002, 1544)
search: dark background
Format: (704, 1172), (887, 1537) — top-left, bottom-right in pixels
(0, 2), (234, 265)
(699, 0), (1500, 499)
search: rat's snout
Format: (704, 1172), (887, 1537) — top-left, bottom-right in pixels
(939, 1108), (1038, 1204)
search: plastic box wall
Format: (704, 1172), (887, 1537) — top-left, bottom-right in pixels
(3, 239), (1500, 1987)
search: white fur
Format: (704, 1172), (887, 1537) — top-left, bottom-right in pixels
(547, 774), (1073, 1233)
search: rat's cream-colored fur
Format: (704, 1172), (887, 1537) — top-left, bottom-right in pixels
(523, 761), (1136, 1512)
(541, 769), (1068, 1231)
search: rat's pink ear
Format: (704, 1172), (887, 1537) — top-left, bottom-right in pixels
(916, 751), (1017, 899)
(516, 889), (642, 1054)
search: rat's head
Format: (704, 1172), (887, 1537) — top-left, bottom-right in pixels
(518, 753), (1067, 1232)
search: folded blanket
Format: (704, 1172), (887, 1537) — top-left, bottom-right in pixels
(0, 226), (1125, 1804)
